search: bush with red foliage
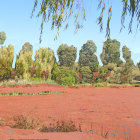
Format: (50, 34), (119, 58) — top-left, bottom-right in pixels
(31, 67), (36, 77)
(41, 70), (49, 80)
(56, 77), (60, 83)
(93, 72), (100, 82)
(77, 72), (82, 83)
(11, 71), (16, 79)
(121, 75), (127, 83)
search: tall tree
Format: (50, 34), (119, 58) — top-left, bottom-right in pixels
(0, 45), (14, 80)
(57, 44), (77, 67)
(34, 48), (55, 78)
(79, 40), (99, 72)
(32, 0), (140, 42)
(0, 32), (6, 45)
(122, 45), (134, 66)
(100, 39), (122, 66)
(15, 42), (33, 79)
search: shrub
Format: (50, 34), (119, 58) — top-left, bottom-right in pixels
(93, 83), (105, 87)
(41, 70), (49, 80)
(11, 114), (41, 130)
(80, 66), (92, 83)
(40, 120), (81, 132)
(11, 71), (16, 79)
(31, 67), (36, 77)
(52, 66), (77, 86)
(60, 76), (75, 86)
(93, 72), (100, 82)
(77, 72), (82, 83)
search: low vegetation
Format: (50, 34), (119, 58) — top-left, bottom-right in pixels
(0, 91), (64, 96)
(10, 114), (82, 133)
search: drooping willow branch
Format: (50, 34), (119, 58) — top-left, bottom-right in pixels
(31, 0), (140, 43)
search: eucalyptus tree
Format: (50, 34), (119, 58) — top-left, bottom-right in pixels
(57, 44), (77, 67)
(15, 42), (33, 79)
(79, 40), (99, 72)
(122, 45), (134, 66)
(0, 32), (6, 45)
(0, 45), (14, 80)
(100, 39), (122, 66)
(34, 47), (55, 78)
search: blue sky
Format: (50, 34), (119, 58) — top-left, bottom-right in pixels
(0, 0), (140, 67)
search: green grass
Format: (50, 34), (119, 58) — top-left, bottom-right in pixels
(0, 91), (65, 96)
(0, 79), (58, 87)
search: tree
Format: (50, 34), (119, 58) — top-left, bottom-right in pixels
(122, 45), (134, 66)
(0, 45), (14, 80)
(22, 42), (33, 52)
(100, 39), (122, 66)
(32, 0), (140, 42)
(137, 62), (140, 69)
(15, 42), (33, 79)
(0, 32), (6, 45)
(79, 40), (99, 72)
(34, 48), (55, 78)
(57, 44), (77, 67)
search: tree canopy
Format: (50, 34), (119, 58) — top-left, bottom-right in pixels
(32, 0), (140, 42)
(0, 32), (6, 45)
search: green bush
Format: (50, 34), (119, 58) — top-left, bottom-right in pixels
(60, 76), (75, 86)
(93, 83), (105, 87)
(80, 66), (92, 83)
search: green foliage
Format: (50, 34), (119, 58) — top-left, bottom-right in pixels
(0, 45), (14, 80)
(60, 76), (75, 86)
(93, 83), (105, 87)
(34, 48), (55, 78)
(104, 63), (117, 71)
(52, 66), (77, 86)
(79, 40), (99, 71)
(122, 45), (134, 66)
(22, 42), (33, 53)
(137, 62), (140, 69)
(108, 66), (123, 84)
(79, 66), (92, 83)
(15, 43), (33, 79)
(57, 44), (77, 67)
(0, 32), (6, 45)
(100, 39), (122, 66)
(51, 63), (60, 80)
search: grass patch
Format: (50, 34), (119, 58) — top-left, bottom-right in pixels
(0, 79), (57, 87)
(0, 117), (5, 126)
(10, 114), (82, 133)
(11, 114), (42, 130)
(0, 91), (65, 96)
(40, 120), (82, 132)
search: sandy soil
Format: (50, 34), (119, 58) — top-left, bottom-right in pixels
(0, 84), (140, 139)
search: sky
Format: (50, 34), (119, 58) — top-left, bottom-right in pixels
(0, 0), (140, 67)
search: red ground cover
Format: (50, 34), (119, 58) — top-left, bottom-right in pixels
(0, 84), (140, 139)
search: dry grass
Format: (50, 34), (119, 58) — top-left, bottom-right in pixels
(10, 114), (82, 133)
(40, 120), (82, 132)
(11, 114), (42, 130)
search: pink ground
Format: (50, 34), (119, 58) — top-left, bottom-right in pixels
(0, 84), (140, 139)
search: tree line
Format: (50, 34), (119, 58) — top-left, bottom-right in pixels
(0, 32), (140, 86)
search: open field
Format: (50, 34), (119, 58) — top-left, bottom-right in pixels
(0, 84), (140, 139)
